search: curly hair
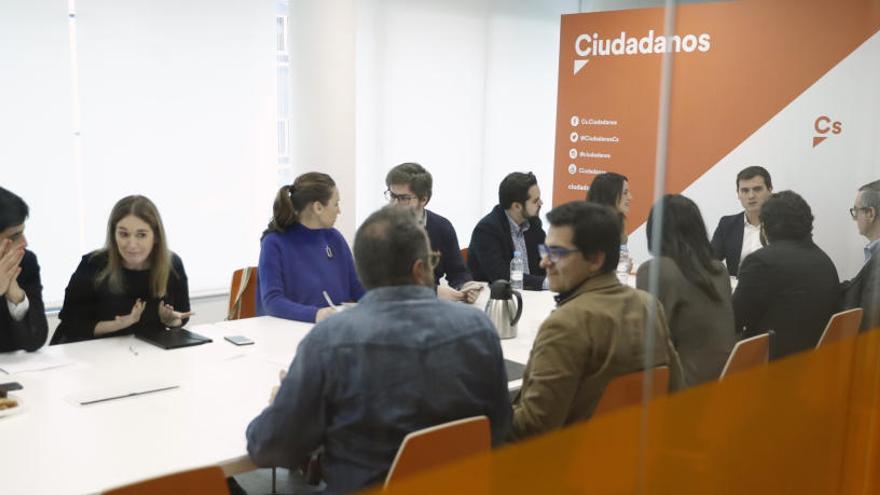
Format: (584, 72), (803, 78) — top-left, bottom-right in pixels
(760, 190), (813, 242)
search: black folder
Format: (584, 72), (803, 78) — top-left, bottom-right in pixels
(136, 329), (213, 350)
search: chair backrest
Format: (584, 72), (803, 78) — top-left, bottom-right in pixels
(592, 366), (670, 417)
(816, 308), (863, 348)
(228, 266), (258, 320)
(460, 248), (469, 265)
(720, 332), (771, 379)
(104, 466), (229, 495)
(384, 415), (490, 489)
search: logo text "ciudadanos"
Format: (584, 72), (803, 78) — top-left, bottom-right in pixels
(572, 30), (711, 74)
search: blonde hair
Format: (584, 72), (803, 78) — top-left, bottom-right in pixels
(93, 195), (173, 297)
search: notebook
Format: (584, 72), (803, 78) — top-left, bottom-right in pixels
(136, 328), (213, 350)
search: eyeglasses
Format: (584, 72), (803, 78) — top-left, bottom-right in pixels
(385, 190), (418, 204)
(850, 206), (872, 219)
(538, 244), (579, 263)
(427, 251), (441, 269)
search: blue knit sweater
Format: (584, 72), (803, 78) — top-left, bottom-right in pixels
(257, 224), (364, 322)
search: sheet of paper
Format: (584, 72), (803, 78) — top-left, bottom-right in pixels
(0, 352), (77, 375)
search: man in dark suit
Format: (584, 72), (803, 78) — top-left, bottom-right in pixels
(384, 162), (480, 303)
(0, 187), (48, 352)
(711, 166), (773, 276)
(468, 172), (547, 290)
(733, 191), (839, 360)
(841, 180), (880, 331)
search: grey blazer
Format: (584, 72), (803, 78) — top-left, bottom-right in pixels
(637, 257), (736, 387)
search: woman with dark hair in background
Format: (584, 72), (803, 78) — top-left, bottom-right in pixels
(636, 194), (735, 386)
(52, 195), (191, 344)
(258, 172), (363, 323)
(586, 172), (632, 244)
(0, 187), (48, 351)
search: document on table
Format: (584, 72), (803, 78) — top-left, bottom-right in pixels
(66, 379), (180, 406)
(0, 352), (77, 374)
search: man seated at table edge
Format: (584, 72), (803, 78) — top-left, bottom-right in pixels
(468, 171), (547, 290)
(511, 201), (683, 440)
(246, 206), (511, 494)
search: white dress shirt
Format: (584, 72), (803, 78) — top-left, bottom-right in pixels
(7, 294), (29, 322)
(740, 213), (763, 266)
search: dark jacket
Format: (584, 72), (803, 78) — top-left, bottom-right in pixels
(711, 213), (745, 276)
(841, 248), (880, 331)
(0, 250), (48, 352)
(468, 204), (546, 290)
(425, 209), (472, 289)
(733, 239), (840, 360)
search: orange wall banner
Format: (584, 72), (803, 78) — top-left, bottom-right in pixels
(552, 0), (880, 234)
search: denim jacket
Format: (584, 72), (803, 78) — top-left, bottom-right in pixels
(246, 285), (512, 494)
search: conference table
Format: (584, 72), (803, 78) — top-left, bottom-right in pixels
(0, 287), (558, 494)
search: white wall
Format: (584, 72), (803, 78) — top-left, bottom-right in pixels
(295, 0), (580, 245)
(3, 0), (279, 306)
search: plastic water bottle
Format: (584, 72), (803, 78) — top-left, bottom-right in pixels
(510, 251), (524, 290)
(616, 245), (633, 284)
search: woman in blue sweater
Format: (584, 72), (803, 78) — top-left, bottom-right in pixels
(257, 172), (364, 323)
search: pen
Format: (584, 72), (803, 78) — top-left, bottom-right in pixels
(80, 385), (179, 406)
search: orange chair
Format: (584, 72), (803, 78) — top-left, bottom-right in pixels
(460, 248), (469, 265)
(104, 466), (229, 495)
(227, 267), (258, 320)
(816, 308), (863, 348)
(719, 332), (771, 379)
(384, 416), (490, 489)
(592, 366), (670, 417)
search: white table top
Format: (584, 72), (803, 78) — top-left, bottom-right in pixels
(0, 289), (558, 495)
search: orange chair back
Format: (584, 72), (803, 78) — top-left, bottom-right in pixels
(384, 416), (490, 489)
(460, 248), (469, 265)
(228, 266), (258, 320)
(104, 466), (229, 495)
(817, 308), (863, 348)
(720, 332), (770, 379)
(592, 366), (670, 417)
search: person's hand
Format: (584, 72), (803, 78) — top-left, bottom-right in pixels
(315, 306), (337, 322)
(458, 281), (484, 305)
(0, 239), (24, 301)
(158, 300), (195, 328)
(114, 299), (146, 331)
(269, 369), (287, 405)
(437, 285), (465, 302)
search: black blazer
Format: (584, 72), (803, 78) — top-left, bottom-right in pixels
(711, 213), (745, 276)
(468, 204), (546, 290)
(733, 239), (840, 360)
(841, 248), (880, 331)
(0, 250), (48, 352)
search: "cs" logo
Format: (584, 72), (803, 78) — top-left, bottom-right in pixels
(813, 115), (842, 148)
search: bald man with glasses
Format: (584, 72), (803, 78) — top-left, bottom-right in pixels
(842, 180), (880, 331)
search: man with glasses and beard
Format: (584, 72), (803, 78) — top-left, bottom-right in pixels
(511, 201), (681, 439)
(247, 207), (511, 494)
(385, 162), (480, 303)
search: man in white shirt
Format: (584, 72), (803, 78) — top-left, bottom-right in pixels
(711, 166), (773, 276)
(842, 179), (880, 331)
